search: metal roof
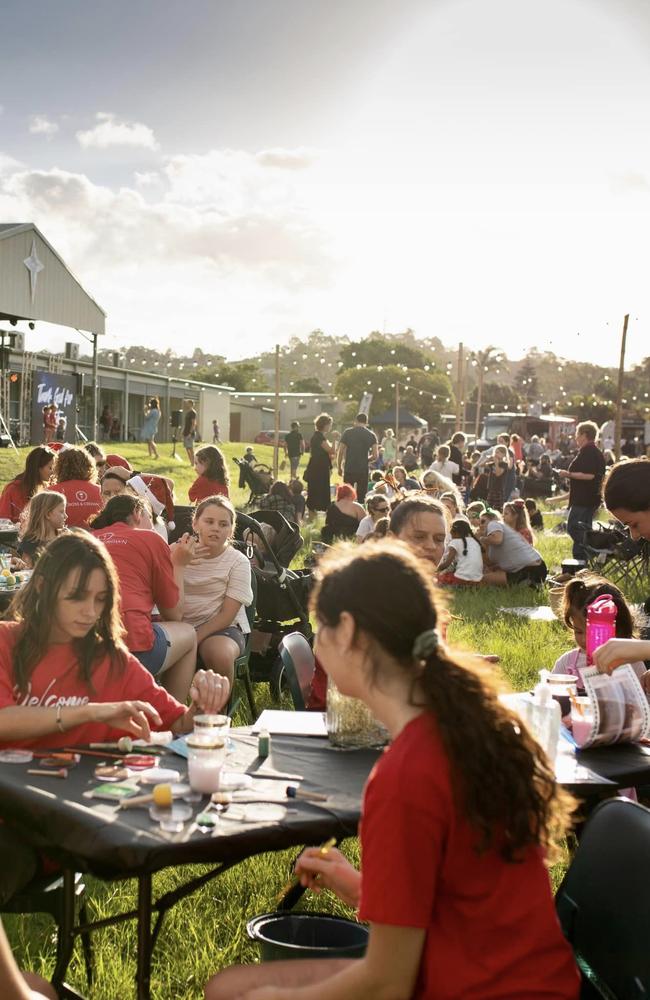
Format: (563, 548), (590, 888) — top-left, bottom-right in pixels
(0, 222), (106, 334)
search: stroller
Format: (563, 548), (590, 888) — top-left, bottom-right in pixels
(236, 508), (303, 567)
(233, 457), (273, 508)
(235, 510), (314, 701)
(580, 521), (650, 595)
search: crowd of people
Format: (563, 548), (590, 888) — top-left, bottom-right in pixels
(1, 419), (650, 999)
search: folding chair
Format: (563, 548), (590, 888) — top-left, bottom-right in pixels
(581, 523), (650, 595)
(1, 871), (93, 990)
(167, 504), (195, 544)
(556, 797), (650, 998)
(278, 632), (316, 710)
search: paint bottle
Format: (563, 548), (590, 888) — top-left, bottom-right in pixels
(258, 729), (271, 759)
(586, 595), (617, 665)
(526, 672), (561, 761)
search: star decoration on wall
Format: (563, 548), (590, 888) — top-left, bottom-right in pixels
(24, 239), (45, 304)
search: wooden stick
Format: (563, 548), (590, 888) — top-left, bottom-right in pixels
(63, 747), (124, 760)
(614, 314), (629, 462)
(27, 768), (68, 778)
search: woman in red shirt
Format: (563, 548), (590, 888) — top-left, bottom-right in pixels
(91, 494), (205, 704)
(0, 531), (227, 904)
(0, 446), (55, 523)
(188, 446), (229, 503)
(207, 543), (579, 1000)
(51, 448), (102, 529)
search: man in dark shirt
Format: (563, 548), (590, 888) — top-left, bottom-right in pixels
(337, 413), (378, 503)
(559, 420), (606, 560)
(283, 421), (304, 478)
(449, 432), (467, 487)
(183, 401), (198, 464)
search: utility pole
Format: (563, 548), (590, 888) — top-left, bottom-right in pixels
(273, 343), (281, 478)
(455, 342), (464, 432)
(395, 380), (400, 448)
(92, 331), (99, 442)
(614, 314), (629, 461)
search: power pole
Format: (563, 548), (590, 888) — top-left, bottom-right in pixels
(395, 379), (400, 447)
(455, 342), (464, 432)
(273, 344), (281, 478)
(614, 314), (629, 461)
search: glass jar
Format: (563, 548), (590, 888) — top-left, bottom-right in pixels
(193, 714), (231, 738)
(326, 678), (389, 749)
(186, 735), (226, 794)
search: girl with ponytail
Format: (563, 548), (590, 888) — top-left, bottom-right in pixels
(206, 541), (579, 1000)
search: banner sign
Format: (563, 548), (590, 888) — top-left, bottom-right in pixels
(32, 371), (76, 444)
(358, 392), (373, 417)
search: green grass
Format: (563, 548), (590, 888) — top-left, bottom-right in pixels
(0, 455), (604, 997)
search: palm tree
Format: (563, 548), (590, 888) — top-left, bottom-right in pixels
(471, 347), (506, 439)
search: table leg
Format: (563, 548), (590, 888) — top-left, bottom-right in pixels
(136, 873), (152, 1000)
(52, 868), (76, 990)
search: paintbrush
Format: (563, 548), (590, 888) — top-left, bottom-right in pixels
(276, 836), (337, 909)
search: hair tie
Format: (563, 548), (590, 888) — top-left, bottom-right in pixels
(412, 629), (439, 660)
(513, 499), (525, 509)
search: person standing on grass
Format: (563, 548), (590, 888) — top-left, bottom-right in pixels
(338, 413), (378, 504)
(141, 397), (161, 459)
(205, 543), (579, 1000)
(183, 400), (198, 464)
(557, 421), (606, 562)
(284, 421), (304, 478)
(305, 413), (335, 514)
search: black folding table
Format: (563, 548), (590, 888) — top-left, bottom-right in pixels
(2, 730), (650, 999)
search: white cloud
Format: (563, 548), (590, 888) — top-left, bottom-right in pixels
(28, 115), (59, 138)
(76, 112), (159, 151)
(0, 151), (334, 354)
(256, 147), (316, 170)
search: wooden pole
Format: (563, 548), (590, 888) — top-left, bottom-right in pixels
(395, 380), (400, 449)
(455, 342), (464, 432)
(273, 344), (280, 478)
(614, 314), (629, 461)
(462, 357), (470, 434)
(474, 364), (483, 440)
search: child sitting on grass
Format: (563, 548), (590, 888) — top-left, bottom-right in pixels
(503, 498), (534, 544)
(525, 497), (544, 531)
(553, 572), (647, 689)
(437, 518), (483, 585)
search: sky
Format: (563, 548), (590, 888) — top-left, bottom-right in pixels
(1, 0), (650, 366)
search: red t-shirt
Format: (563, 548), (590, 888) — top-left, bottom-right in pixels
(52, 480), (102, 528)
(92, 522), (179, 652)
(0, 480), (30, 522)
(188, 476), (229, 503)
(358, 713), (579, 1000)
(0, 621), (185, 751)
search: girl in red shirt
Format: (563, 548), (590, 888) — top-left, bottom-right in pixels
(51, 448), (102, 529)
(207, 543), (579, 1000)
(91, 494), (205, 705)
(0, 446), (54, 523)
(0, 532), (227, 903)
(188, 446), (229, 503)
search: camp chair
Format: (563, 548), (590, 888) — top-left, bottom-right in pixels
(581, 522), (650, 594)
(225, 571), (259, 723)
(278, 632), (316, 710)
(556, 797), (650, 998)
(1, 871), (93, 989)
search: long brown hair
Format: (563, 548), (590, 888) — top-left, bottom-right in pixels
(195, 445), (229, 485)
(19, 490), (66, 544)
(311, 541), (574, 862)
(562, 571), (636, 638)
(91, 494), (146, 530)
(8, 532), (127, 695)
(14, 446), (55, 498)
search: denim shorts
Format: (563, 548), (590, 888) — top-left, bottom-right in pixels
(133, 622), (170, 675)
(199, 625), (247, 656)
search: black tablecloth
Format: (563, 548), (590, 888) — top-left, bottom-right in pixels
(0, 732), (380, 879)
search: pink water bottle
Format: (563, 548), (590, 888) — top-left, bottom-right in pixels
(586, 595), (617, 664)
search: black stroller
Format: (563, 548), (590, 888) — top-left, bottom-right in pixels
(237, 508), (303, 567)
(235, 511), (314, 701)
(233, 457), (273, 508)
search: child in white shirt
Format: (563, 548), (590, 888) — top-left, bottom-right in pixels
(437, 518), (483, 585)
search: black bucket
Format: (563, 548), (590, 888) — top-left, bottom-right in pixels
(247, 912), (368, 962)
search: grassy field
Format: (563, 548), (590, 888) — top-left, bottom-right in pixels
(0, 444), (593, 998)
